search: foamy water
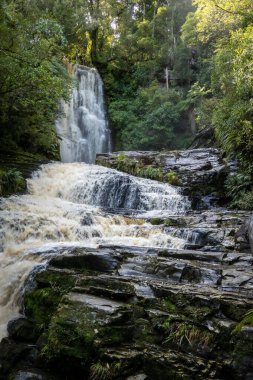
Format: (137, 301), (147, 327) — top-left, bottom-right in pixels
(0, 162), (189, 339)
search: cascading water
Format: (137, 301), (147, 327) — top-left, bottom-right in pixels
(0, 65), (191, 342)
(0, 163), (190, 340)
(55, 65), (111, 163)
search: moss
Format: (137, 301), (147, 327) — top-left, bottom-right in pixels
(149, 218), (164, 225)
(159, 294), (190, 311)
(184, 305), (212, 320)
(166, 171), (181, 186)
(150, 218), (186, 227)
(136, 166), (164, 181)
(133, 318), (158, 344)
(42, 304), (96, 361)
(115, 154), (139, 175)
(163, 299), (178, 313)
(24, 287), (66, 329)
(143, 358), (191, 380)
(112, 154), (166, 182)
(221, 302), (250, 322)
(98, 324), (132, 346)
(35, 270), (77, 288)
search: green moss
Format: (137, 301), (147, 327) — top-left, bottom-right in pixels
(133, 318), (158, 344)
(42, 304), (96, 361)
(184, 305), (212, 320)
(163, 299), (178, 313)
(221, 303), (250, 322)
(166, 171), (181, 186)
(150, 217), (186, 227)
(150, 218), (164, 225)
(24, 287), (66, 329)
(35, 270), (77, 288)
(136, 166), (164, 181)
(115, 154), (139, 175)
(113, 154), (166, 182)
(99, 324), (132, 345)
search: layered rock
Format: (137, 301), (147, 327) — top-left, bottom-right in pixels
(1, 148), (252, 380)
(96, 149), (228, 198)
(1, 240), (253, 380)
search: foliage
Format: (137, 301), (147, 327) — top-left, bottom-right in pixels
(166, 171), (181, 186)
(225, 169), (253, 200)
(0, 0), (197, 161)
(165, 321), (212, 348)
(180, 0), (253, 206)
(137, 166), (164, 181)
(89, 361), (121, 380)
(0, 0), (72, 159)
(114, 154), (181, 183)
(233, 309), (253, 334)
(109, 82), (190, 150)
(0, 168), (25, 195)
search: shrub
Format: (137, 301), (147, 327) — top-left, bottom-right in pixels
(166, 171), (181, 186)
(0, 169), (25, 195)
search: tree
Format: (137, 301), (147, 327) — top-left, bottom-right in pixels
(0, 0), (72, 158)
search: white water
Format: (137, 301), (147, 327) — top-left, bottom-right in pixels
(0, 163), (189, 340)
(55, 66), (111, 163)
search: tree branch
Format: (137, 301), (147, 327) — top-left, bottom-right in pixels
(211, 0), (250, 16)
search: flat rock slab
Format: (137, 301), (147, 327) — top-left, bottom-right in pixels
(65, 292), (125, 314)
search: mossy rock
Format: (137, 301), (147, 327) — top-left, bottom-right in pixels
(24, 287), (66, 329)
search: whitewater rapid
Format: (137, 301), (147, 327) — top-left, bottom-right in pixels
(0, 162), (189, 340)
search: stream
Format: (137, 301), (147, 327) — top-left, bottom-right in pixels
(0, 66), (252, 380)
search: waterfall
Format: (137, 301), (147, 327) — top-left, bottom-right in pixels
(0, 163), (189, 340)
(55, 65), (111, 163)
(0, 65), (190, 342)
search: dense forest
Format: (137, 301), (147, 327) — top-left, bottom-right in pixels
(0, 0), (253, 208)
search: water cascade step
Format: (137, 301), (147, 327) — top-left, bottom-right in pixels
(0, 157), (252, 379)
(0, 162), (189, 340)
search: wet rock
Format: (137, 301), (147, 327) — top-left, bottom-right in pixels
(96, 149), (228, 196)
(126, 374), (148, 380)
(7, 317), (37, 342)
(3, 211), (253, 379)
(49, 251), (119, 272)
(0, 338), (35, 379)
(12, 370), (54, 380)
(235, 218), (251, 252)
(248, 215), (253, 254)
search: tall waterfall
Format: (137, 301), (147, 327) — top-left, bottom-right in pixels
(55, 65), (111, 163)
(0, 163), (189, 340)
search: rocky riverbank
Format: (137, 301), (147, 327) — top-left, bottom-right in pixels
(1, 237), (253, 380)
(0, 149), (252, 380)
